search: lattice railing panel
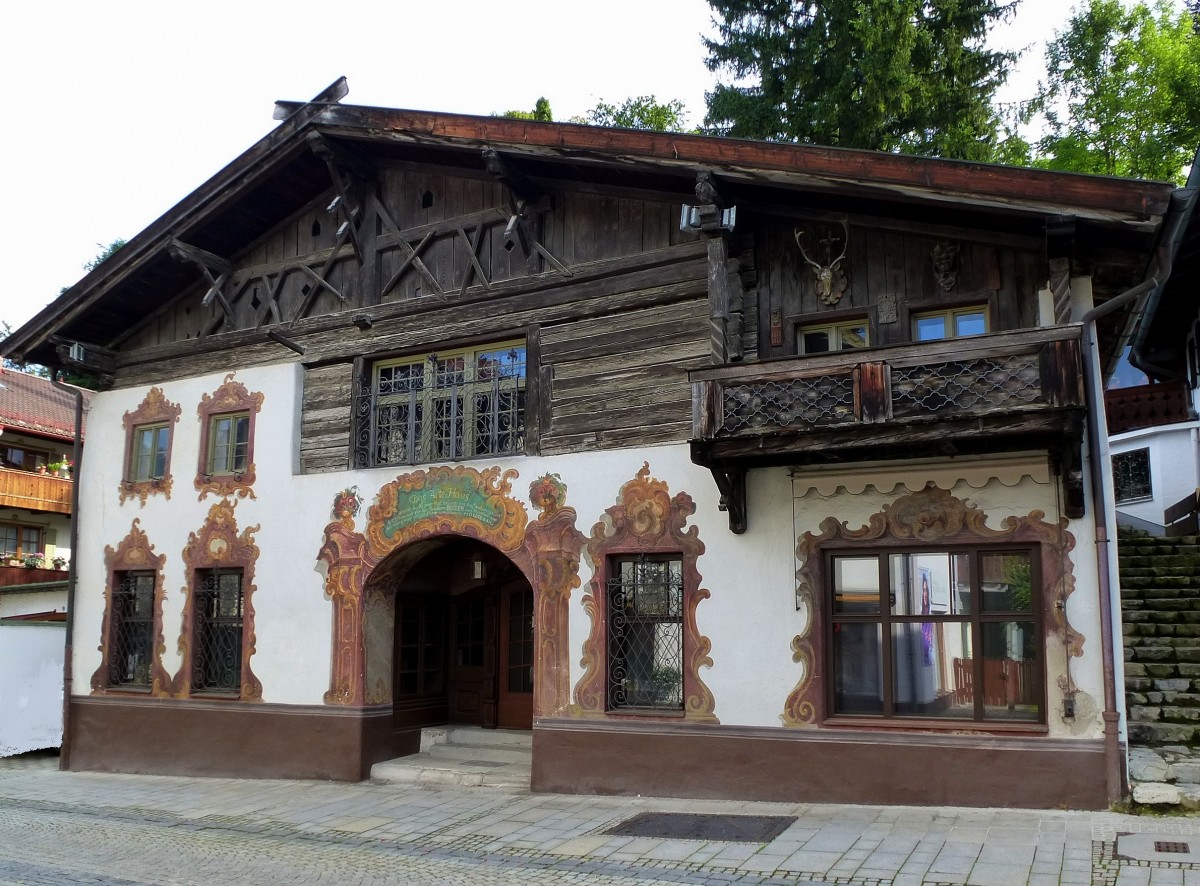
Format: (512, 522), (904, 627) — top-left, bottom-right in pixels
(891, 356), (1041, 418)
(720, 373), (856, 434)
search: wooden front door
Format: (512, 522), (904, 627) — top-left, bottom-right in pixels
(497, 582), (534, 729)
(447, 592), (497, 726)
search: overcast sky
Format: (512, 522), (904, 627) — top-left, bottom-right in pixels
(3, 0), (1093, 333)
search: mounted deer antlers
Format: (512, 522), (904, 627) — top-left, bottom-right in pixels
(794, 220), (850, 305)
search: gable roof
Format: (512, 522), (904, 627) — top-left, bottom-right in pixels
(0, 78), (1182, 370)
(0, 369), (90, 441)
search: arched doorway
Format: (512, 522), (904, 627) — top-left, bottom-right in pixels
(386, 537), (533, 732)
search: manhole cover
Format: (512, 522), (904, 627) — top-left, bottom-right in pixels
(1155, 842), (1191, 854)
(604, 812), (796, 843)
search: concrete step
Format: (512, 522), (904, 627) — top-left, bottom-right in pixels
(371, 726), (532, 792)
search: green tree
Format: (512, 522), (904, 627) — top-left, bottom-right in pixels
(497, 97), (554, 121)
(702, 0), (1020, 161)
(1033, 0), (1200, 183)
(585, 95), (691, 131)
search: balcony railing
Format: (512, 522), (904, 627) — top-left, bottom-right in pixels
(0, 467), (73, 515)
(1105, 379), (1192, 435)
(690, 326), (1085, 465)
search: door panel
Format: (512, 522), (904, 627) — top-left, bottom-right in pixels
(498, 583), (534, 729)
(447, 592), (497, 726)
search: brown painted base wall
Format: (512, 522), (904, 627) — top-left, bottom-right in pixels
(532, 719), (1112, 809)
(68, 697), (416, 781)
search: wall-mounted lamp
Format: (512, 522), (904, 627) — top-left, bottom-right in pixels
(472, 556), (486, 581)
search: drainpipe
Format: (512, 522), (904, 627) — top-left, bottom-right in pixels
(1079, 187), (1192, 805)
(50, 369), (84, 771)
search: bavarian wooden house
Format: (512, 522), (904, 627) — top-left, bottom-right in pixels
(3, 80), (1185, 808)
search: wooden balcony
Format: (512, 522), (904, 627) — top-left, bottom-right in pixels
(690, 327), (1087, 531)
(1105, 379), (1192, 435)
(0, 467), (73, 515)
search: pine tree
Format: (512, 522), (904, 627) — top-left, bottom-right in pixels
(703, 0), (1020, 161)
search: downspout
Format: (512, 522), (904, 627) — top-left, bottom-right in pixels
(1079, 187), (1192, 805)
(50, 369), (84, 771)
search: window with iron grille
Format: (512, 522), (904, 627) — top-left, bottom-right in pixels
(109, 571), (155, 688)
(828, 547), (1042, 723)
(1112, 448), (1152, 503)
(607, 555), (684, 712)
(192, 568), (244, 695)
(357, 342), (525, 467)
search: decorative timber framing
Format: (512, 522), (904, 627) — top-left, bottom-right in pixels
(89, 519), (173, 697)
(119, 387), (181, 506)
(316, 466), (584, 717)
(168, 238), (235, 333)
(781, 484), (1080, 727)
(569, 462), (718, 722)
(172, 499), (263, 700)
(194, 373), (265, 501)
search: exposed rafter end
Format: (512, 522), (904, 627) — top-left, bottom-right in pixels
(267, 330), (306, 355)
(709, 467), (747, 534)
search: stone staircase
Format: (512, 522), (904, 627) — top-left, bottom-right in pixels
(1117, 531), (1200, 807)
(370, 726), (531, 791)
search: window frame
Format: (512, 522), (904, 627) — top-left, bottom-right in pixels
(1112, 447), (1153, 504)
(190, 567), (246, 697)
(1, 444), (51, 472)
(797, 318), (870, 355)
(605, 554), (686, 713)
(0, 523), (42, 560)
(129, 423), (170, 483)
(911, 304), (990, 342)
(359, 339), (528, 468)
(194, 375), (264, 500)
(824, 543), (1045, 726)
(204, 411), (251, 477)
(107, 570), (157, 689)
(119, 387), (180, 505)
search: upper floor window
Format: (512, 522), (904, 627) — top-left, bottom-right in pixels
(607, 555), (684, 712)
(2, 444), (50, 472)
(0, 524), (41, 560)
(130, 424), (169, 482)
(1113, 448), (1152, 503)
(799, 320), (869, 355)
(913, 306), (988, 342)
(364, 341), (526, 467)
(828, 547), (1041, 723)
(205, 413), (250, 476)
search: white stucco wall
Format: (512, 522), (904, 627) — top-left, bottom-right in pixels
(1109, 421), (1200, 530)
(0, 623), (64, 755)
(71, 361), (1112, 742)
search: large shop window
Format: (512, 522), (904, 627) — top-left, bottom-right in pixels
(1112, 448), (1152, 503)
(607, 555), (684, 712)
(828, 547), (1041, 723)
(359, 341), (525, 467)
(192, 568), (245, 695)
(109, 571), (155, 688)
(129, 423), (170, 483)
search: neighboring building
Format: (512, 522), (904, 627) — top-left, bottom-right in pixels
(0, 80), (1187, 807)
(0, 367), (89, 755)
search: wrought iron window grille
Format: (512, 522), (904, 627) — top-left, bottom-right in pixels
(192, 567), (244, 695)
(109, 571), (155, 688)
(1112, 448), (1153, 503)
(607, 555), (685, 712)
(354, 345), (526, 468)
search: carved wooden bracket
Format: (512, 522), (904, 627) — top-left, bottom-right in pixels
(169, 238), (235, 330)
(708, 467), (746, 534)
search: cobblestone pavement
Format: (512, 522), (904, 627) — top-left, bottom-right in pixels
(1, 751), (1199, 885)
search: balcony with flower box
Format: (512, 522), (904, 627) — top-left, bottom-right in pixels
(689, 325), (1087, 532)
(0, 466), (73, 515)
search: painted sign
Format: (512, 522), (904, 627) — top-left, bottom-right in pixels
(383, 472), (504, 537)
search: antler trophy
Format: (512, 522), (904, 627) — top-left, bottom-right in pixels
(794, 220), (849, 305)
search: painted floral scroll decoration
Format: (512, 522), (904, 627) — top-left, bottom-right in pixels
(781, 484), (1080, 727)
(570, 462), (717, 722)
(195, 373), (264, 501)
(332, 486), (363, 527)
(530, 472), (567, 517)
(173, 498), (263, 701)
(90, 518), (174, 697)
(119, 387), (180, 506)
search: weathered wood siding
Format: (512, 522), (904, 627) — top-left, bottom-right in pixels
(299, 363), (354, 474)
(122, 167), (695, 352)
(755, 220), (1044, 359)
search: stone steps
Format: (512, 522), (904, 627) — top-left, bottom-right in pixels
(370, 726), (531, 791)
